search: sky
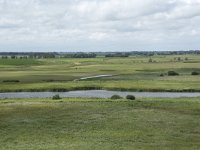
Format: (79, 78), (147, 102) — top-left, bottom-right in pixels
(0, 0), (200, 52)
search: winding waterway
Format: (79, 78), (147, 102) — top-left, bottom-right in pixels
(0, 90), (200, 99)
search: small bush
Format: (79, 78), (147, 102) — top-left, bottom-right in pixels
(51, 88), (67, 92)
(148, 58), (153, 63)
(111, 95), (122, 99)
(191, 72), (199, 75)
(126, 95), (136, 100)
(168, 71), (179, 76)
(52, 94), (61, 100)
(160, 73), (164, 77)
(3, 80), (20, 83)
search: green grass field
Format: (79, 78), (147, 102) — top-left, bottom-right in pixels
(0, 55), (200, 149)
(0, 55), (200, 92)
(0, 97), (200, 150)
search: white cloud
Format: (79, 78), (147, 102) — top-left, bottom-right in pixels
(0, 0), (200, 51)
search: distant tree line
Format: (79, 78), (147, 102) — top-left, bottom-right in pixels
(127, 50), (200, 56)
(99, 50), (200, 56)
(0, 50), (199, 59)
(29, 53), (56, 59)
(63, 53), (96, 58)
(1, 56), (28, 59)
(105, 53), (130, 57)
(0, 52), (96, 59)
(0, 52), (57, 59)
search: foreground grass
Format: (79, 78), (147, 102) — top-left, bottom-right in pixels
(0, 97), (200, 150)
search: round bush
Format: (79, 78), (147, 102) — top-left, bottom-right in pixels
(126, 95), (136, 100)
(191, 72), (199, 75)
(159, 73), (164, 77)
(168, 71), (179, 76)
(111, 95), (122, 99)
(52, 94), (61, 100)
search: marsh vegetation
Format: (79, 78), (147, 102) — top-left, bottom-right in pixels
(0, 54), (200, 92)
(0, 53), (200, 149)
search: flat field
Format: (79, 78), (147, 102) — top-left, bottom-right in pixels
(0, 55), (200, 92)
(0, 55), (200, 150)
(0, 97), (200, 150)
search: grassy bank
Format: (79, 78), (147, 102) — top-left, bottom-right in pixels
(0, 97), (200, 149)
(0, 79), (200, 92)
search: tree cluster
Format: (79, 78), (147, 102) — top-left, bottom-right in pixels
(63, 53), (96, 58)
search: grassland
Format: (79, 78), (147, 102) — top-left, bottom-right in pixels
(0, 54), (200, 92)
(0, 97), (200, 150)
(0, 55), (200, 149)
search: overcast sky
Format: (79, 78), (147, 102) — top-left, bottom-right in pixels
(0, 0), (200, 52)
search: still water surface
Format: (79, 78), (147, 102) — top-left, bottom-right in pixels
(0, 90), (200, 99)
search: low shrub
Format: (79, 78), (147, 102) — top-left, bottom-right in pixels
(3, 80), (20, 83)
(111, 95), (122, 99)
(52, 94), (61, 100)
(126, 95), (136, 100)
(159, 73), (164, 77)
(191, 72), (199, 75)
(51, 88), (68, 92)
(168, 71), (179, 76)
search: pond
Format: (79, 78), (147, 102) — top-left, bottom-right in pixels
(0, 90), (200, 99)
